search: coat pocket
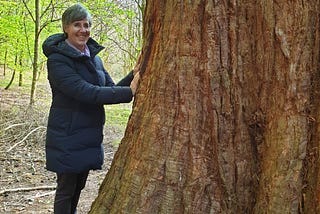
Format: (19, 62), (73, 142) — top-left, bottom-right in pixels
(47, 108), (72, 135)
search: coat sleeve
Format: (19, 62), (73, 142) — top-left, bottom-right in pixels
(95, 56), (134, 87)
(47, 54), (133, 105)
(116, 71), (134, 86)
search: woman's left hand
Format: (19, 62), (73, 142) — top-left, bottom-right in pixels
(130, 72), (140, 95)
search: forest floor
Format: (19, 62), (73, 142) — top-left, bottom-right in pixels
(0, 84), (127, 213)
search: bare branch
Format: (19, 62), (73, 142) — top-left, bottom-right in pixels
(0, 186), (56, 195)
(22, 0), (35, 23)
(28, 190), (56, 200)
(40, 0), (53, 19)
(40, 18), (60, 34)
(4, 123), (26, 131)
(107, 36), (137, 59)
(6, 126), (46, 152)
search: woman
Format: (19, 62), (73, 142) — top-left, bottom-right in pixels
(42, 3), (140, 213)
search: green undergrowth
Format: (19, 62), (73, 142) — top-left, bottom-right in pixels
(105, 104), (132, 126)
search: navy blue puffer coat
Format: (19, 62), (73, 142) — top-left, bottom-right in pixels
(42, 33), (133, 173)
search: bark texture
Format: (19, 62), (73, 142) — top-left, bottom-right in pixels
(90, 1), (320, 213)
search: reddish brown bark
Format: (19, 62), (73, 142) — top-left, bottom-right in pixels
(90, 1), (320, 213)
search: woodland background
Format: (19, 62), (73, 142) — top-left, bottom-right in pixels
(0, 0), (143, 213)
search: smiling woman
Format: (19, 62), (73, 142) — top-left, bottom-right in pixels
(41, 3), (141, 214)
(62, 4), (92, 53)
(64, 19), (91, 53)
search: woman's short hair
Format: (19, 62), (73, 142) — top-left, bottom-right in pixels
(62, 3), (92, 33)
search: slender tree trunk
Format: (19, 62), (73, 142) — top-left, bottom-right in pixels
(4, 70), (15, 90)
(3, 49), (7, 76)
(19, 52), (23, 87)
(90, 1), (320, 213)
(4, 54), (18, 90)
(30, 0), (40, 105)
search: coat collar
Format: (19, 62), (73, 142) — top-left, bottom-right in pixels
(42, 33), (104, 58)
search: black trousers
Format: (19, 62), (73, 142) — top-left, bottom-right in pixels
(54, 171), (89, 214)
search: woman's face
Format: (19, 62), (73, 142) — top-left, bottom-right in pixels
(64, 18), (90, 51)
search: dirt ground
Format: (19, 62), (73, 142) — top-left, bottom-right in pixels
(0, 87), (125, 213)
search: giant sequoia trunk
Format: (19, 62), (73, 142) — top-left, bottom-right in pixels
(90, 1), (320, 213)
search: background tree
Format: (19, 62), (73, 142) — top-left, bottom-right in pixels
(22, 0), (65, 104)
(89, 0), (320, 213)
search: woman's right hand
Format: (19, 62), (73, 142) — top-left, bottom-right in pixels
(130, 72), (140, 95)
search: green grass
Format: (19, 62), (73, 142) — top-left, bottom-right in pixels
(105, 104), (132, 126)
(0, 67), (37, 88)
(104, 103), (132, 147)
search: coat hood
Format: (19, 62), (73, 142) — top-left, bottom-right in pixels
(42, 33), (104, 58)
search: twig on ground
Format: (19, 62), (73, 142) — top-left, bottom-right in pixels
(28, 190), (56, 200)
(4, 123), (26, 131)
(6, 126), (46, 152)
(0, 185), (56, 195)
